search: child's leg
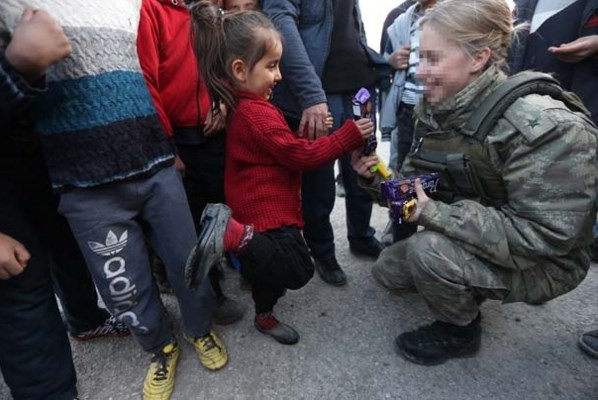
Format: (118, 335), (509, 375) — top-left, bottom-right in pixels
(250, 279), (285, 315)
(186, 204), (314, 292)
(58, 184), (174, 355)
(236, 227), (314, 345)
(177, 139), (244, 324)
(141, 167), (228, 371)
(141, 167), (216, 338)
(249, 273), (297, 345)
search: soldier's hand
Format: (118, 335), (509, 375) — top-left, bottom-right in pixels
(388, 45), (410, 70)
(351, 150), (378, 180)
(549, 35), (598, 63)
(406, 178), (430, 223)
(355, 118), (374, 140)
(5, 8), (72, 83)
(299, 103), (329, 142)
(0, 233), (30, 280)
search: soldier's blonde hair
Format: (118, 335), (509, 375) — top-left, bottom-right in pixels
(420, 0), (519, 71)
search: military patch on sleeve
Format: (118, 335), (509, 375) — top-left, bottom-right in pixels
(503, 96), (557, 143)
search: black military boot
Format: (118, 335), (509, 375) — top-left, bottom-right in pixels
(396, 313), (481, 365)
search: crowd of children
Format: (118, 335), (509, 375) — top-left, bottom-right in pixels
(1, 0), (597, 399)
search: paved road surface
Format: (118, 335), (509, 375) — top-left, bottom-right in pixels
(1, 198), (596, 399)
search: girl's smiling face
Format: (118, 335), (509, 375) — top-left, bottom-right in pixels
(232, 34), (282, 100)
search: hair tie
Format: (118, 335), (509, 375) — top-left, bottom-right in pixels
(216, 8), (224, 26)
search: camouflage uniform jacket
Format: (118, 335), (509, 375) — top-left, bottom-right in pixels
(366, 65), (598, 301)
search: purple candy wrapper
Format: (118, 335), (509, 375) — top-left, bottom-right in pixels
(381, 173), (441, 222)
(353, 87), (377, 155)
(354, 88), (371, 105)
(381, 173), (440, 203)
(364, 136), (377, 155)
(388, 198), (419, 223)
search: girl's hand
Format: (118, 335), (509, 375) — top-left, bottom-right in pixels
(406, 178), (430, 223)
(351, 150), (378, 179)
(325, 112), (334, 129)
(355, 118), (374, 140)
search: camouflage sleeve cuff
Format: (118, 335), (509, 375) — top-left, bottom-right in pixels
(357, 174), (390, 207)
(418, 200), (451, 233)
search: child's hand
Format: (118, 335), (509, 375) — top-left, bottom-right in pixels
(5, 8), (72, 83)
(355, 118), (374, 140)
(351, 150), (379, 180)
(325, 112), (334, 129)
(0, 232), (30, 280)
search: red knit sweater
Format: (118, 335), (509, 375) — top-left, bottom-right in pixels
(137, 0), (210, 137)
(225, 91), (365, 232)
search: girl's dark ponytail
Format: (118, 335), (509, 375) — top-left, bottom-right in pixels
(189, 1), (236, 114)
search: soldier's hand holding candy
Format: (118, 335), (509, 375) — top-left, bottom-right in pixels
(405, 178), (430, 223)
(351, 150), (379, 180)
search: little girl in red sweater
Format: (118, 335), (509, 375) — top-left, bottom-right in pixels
(185, 2), (373, 345)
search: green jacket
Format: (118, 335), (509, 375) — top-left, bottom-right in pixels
(366, 65), (598, 302)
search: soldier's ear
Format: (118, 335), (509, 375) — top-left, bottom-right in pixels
(471, 47), (492, 73)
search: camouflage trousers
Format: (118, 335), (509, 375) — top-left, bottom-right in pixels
(372, 231), (513, 326)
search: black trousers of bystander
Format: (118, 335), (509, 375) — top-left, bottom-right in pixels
(0, 180), (78, 400)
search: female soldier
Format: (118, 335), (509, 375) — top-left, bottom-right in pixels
(353, 0), (597, 365)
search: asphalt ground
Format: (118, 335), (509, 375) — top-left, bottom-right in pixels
(1, 194), (597, 400)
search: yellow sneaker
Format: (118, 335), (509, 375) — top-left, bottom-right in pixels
(143, 342), (180, 400)
(185, 330), (228, 370)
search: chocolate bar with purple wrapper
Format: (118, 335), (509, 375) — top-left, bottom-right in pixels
(381, 173), (440, 202)
(352, 88), (375, 156)
(364, 135), (377, 156)
(352, 88), (392, 179)
(381, 173), (440, 223)
(388, 198), (419, 223)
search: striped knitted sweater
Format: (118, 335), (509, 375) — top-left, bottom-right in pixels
(0, 0), (173, 189)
